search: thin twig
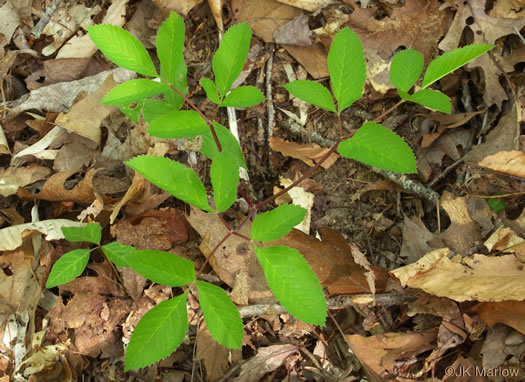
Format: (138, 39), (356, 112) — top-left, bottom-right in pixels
(238, 293), (415, 317)
(31, 0), (63, 39)
(266, 47), (275, 137)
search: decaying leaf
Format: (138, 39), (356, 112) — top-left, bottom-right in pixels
(479, 150), (525, 178)
(0, 164), (51, 197)
(0, 219), (85, 251)
(233, 344), (298, 382)
(473, 301), (525, 336)
(269, 136), (339, 169)
(391, 248), (525, 302)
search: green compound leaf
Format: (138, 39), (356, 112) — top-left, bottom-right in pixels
(328, 27), (366, 113)
(126, 156), (212, 211)
(125, 250), (196, 286)
(125, 292), (188, 371)
(143, 99), (176, 122)
(201, 122), (247, 169)
(148, 110), (208, 138)
(196, 281), (243, 349)
(211, 150), (239, 213)
(390, 49), (423, 92)
(422, 44), (494, 88)
(201, 78), (220, 104)
(284, 80), (336, 113)
(157, 12), (185, 86)
(213, 23), (252, 96)
(251, 204), (307, 242)
(220, 86), (265, 108)
(254, 246), (327, 326)
(62, 223), (101, 245)
(101, 241), (136, 267)
(338, 122), (417, 174)
(157, 12), (187, 109)
(400, 89), (451, 114)
(46, 249), (90, 288)
(87, 24), (157, 77)
(102, 79), (169, 105)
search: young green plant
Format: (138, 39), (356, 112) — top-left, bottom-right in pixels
(46, 12), (493, 371)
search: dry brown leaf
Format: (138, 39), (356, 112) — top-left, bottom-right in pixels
(439, 0), (525, 108)
(208, 0), (223, 32)
(269, 136), (339, 169)
(233, 0), (329, 78)
(0, 219), (85, 251)
(345, 329), (438, 379)
(186, 207), (274, 304)
(17, 168), (100, 203)
(232, 344), (297, 382)
(277, 0), (334, 12)
(339, 0), (446, 93)
(399, 216), (439, 263)
(439, 191), (481, 255)
(54, 75), (118, 145)
(479, 150), (525, 178)
(473, 301), (525, 336)
(195, 323), (241, 382)
(269, 228), (388, 296)
(0, 164), (51, 197)
(273, 14), (311, 46)
(153, 0), (203, 16)
(391, 248), (525, 302)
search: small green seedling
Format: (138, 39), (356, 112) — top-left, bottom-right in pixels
(46, 12), (493, 371)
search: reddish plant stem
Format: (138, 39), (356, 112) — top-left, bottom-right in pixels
(373, 99), (404, 123)
(169, 84), (222, 152)
(237, 185), (255, 208)
(196, 231), (232, 278)
(232, 231), (251, 241)
(218, 214), (232, 232)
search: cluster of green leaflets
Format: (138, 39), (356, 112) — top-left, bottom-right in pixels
(45, 12), (493, 371)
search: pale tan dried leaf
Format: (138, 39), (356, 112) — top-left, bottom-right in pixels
(349, 243), (376, 295)
(269, 136), (338, 169)
(152, 0), (203, 16)
(473, 300), (525, 336)
(277, 0), (334, 12)
(391, 248), (525, 302)
(479, 150), (525, 178)
(233, 344), (297, 382)
(208, 0), (223, 32)
(0, 219), (85, 251)
(0, 164), (51, 197)
(278, 178), (313, 234)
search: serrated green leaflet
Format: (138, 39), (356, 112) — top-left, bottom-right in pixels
(126, 156), (212, 211)
(157, 12), (185, 86)
(338, 122), (417, 174)
(125, 250), (195, 286)
(220, 86), (265, 108)
(62, 223), (101, 245)
(213, 23), (252, 96)
(254, 246), (326, 325)
(211, 151), (239, 212)
(422, 44), (494, 88)
(143, 99), (176, 122)
(46, 249), (90, 288)
(251, 204), (306, 242)
(148, 110), (208, 138)
(390, 50), (423, 92)
(401, 89), (451, 114)
(328, 27), (366, 113)
(101, 242), (135, 267)
(87, 24), (157, 77)
(156, 12), (187, 110)
(125, 292), (188, 371)
(118, 102), (142, 123)
(196, 281), (243, 349)
(102, 79), (169, 105)
(201, 78), (220, 104)
(284, 80), (336, 113)
(201, 122), (247, 169)
(162, 59), (188, 109)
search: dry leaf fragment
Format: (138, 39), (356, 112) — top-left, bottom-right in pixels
(233, 344), (297, 382)
(479, 150), (525, 178)
(472, 300), (525, 336)
(269, 136), (339, 168)
(0, 164), (51, 197)
(277, 0), (334, 12)
(391, 248), (525, 302)
(0, 219), (85, 251)
(152, 0), (203, 16)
